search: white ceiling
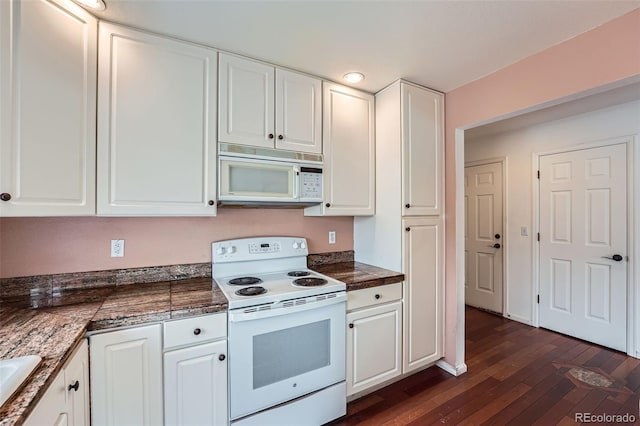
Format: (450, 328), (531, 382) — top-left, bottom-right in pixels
(95, 1), (640, 93)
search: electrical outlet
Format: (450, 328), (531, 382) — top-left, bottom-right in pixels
(329, 231), (336, 244)
(111, 239), (125, 257)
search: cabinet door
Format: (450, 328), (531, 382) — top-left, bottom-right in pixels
(24, 367), (67, 426)
(97, 23), (217, 216)
(0, 0), (96, 216)
(164, 340), (228, 426)
(347, 301), (402, 396)
(402, 217), (443, 373)
(401, 83), (443, 216)
(310, 82), (374, 216)
(275, 69), (322, 154)
(218, 53), (274, 149)
(65, 339), (89, 426)
(90, 324), (163, 426)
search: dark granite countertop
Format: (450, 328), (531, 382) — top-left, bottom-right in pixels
(314, 261), (404, 291)
(0, 256), (400, 426)
(0, 277), (226, 426)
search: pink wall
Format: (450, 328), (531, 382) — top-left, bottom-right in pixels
(0, 209), (353, 278)
(444, 9), (640, 366)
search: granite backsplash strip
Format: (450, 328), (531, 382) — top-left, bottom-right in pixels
(307, 250), (354, 267)
(0, 262), (211, 299)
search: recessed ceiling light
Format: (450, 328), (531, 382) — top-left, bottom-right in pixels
(74, 0), (106, 11)
(343, 72), (365, 84)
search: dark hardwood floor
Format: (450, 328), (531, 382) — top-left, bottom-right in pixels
(329, 307), (640, 425)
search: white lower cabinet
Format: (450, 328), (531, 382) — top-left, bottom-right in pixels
(163, 313), (228, 426)
(90, 324), (163, 426)
(164, 340), (227, 426)
(25, 339), (90, 426)
(89, 315), (228, 426)
(402, 217), (444, 373)
(346, 283), (402, 397)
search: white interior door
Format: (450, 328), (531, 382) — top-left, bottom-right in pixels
(539, 143), (627, 351)
(464, 162), (503, 313)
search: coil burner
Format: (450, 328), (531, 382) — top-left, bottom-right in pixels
(235, 286), (267, 296)
(287, 271), (311, 277)
(292, 277), (328, 287)
(229, 277), (263, 286)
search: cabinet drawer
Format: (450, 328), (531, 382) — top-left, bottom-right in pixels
(164, 313), (227, 350)
(347, 283), (402, 312)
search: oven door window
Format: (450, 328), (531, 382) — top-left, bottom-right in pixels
(253, 320), (330, 389)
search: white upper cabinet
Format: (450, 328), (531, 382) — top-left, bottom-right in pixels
(0, 0), (97, 216)
(97, 22), (218, 216)
(219, 53), (322, 154)
(275, 69), (322, 154)
(401, 82), (444, 216)
(218, 54), (274, 149)
(305, 82), (375, 216)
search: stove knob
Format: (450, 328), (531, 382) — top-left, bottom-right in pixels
(293, 241), (300, 249)
(216, 246), (226, 255)
(228, 246), (236, 254)
(300, 241), (307, 249)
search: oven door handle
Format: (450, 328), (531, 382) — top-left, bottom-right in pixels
(228, 291), (347, 322)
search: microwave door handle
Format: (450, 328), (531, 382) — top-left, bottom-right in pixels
(293, 167), (300, 200)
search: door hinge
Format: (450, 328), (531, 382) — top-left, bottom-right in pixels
(537, 294), (540, 304)
(537, 170), (540, 179)
(537, 232), (540, 242)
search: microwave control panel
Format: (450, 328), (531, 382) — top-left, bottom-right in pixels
(300, 167), (323, 200)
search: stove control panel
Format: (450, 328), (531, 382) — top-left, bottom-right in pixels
(249, 242), (281, 254)
(213, 237), (309, 263)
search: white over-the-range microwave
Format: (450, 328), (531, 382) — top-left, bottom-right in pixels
(218, 144), (323, 207)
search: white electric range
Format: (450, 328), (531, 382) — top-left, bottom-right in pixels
(212, 236), (347, 426)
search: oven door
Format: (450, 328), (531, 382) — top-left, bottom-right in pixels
(228, 294), (346, 420)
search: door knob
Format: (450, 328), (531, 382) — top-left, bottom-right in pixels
(601, 254), (624, 262)
(495, 233), (501, 239)
(0, 193), (11, 201)
(488, 243), (501, 249)
(68, 381), (79, 392)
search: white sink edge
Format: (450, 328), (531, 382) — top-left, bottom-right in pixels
(0, 355), (42, 408)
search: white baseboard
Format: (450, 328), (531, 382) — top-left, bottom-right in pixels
(436, 360), (467, 376)
(504, 312), (533, 326)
